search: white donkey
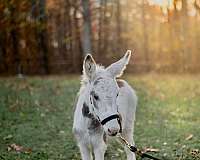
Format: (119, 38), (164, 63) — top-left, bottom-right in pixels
(73, 50), (137, 160)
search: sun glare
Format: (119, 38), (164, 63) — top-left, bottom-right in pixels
(148, 0), (174, 13)
(149, 0), (167, 6)
(148, 0), (174, 15)
(148, 0), (199, 17)
(148, 0), (173, 7)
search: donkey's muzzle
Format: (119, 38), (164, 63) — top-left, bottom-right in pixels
(108, 128), (118, 136)
(100, 114), (122, 135)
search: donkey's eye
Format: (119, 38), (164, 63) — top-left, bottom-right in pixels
(116, 93), (119, 97)
(94, 94), (99, 100)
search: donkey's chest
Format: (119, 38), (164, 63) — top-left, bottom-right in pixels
(75, 118), (104, 144)
(87, 118), (101, 132)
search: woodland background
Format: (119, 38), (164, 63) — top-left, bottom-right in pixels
(0, 0), (200, 75)
(1, 1), (200, 159)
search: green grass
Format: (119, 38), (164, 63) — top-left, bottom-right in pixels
(0, 74), (200, 160)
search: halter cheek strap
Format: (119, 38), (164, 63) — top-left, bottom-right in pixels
(100, 114), (122, 133)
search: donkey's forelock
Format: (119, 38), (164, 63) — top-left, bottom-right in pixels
(81, 65), (105, 86)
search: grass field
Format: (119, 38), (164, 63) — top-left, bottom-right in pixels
(0, 74), (200, 160)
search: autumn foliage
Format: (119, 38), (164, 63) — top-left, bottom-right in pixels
(0, 0), (200, 75)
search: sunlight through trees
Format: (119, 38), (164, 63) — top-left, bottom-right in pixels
(0, 0), (200, 74)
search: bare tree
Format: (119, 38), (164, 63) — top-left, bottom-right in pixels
(116, 0), (122, 52)
(142, 0), (149, 71)
(97, 0), (104, 57)
(181, 0), (189, 71)
(81, 0), (92, 55)
(38, 0), (49, 74)
(9, 3), (20, 74)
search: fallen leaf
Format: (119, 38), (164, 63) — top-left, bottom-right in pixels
(163, 142), (167, 145)
(143, 147), (160, 153)
(182, 145), (186, 148)
(59, 130), (65, 134)
(163, 153), (167, 157)
(7, 146), (12, 152)
(3, 134), (13, 140)
(8, 143), (32, 153)
(34, 100), (40, 107)
(9, 99), (19, 111)
(40, 113), (45, 117)
(10, 144), (23, 152)
(185, 134), (193, 141)
(117, 148), (124, 153)
(24, 148), (32, 154)
(146, 148), (160, 152)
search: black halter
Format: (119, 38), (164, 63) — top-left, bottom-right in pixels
(101, 114), (120, 125)
(100, 114), (122, 133)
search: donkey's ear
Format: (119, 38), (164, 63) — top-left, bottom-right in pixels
(106, 50), (131, 78)
(83, 54), (96, 79)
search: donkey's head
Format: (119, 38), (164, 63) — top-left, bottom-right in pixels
(83, 50), (131, 136)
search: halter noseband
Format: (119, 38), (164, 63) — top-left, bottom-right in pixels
(101, 114), (120, 125)
(100, 114), (122, 133)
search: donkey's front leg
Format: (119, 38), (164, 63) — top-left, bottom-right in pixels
(93, 136), (107, 160)
(122, 129), (136, 160)
(93, 143), (107, 160)
(78, 142), (92, 160)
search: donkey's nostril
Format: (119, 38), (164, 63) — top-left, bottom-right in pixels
(107, 128), (118, 136)
(111, 131), (117, 136)
(108, 128), (111, 133)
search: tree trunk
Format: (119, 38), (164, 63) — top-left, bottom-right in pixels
(81, 0), (92, 56)
(116, 0), (122, 52)
(97, 0), (104, 57)
(0, 32), (5, 73)
(9, 3), (20, 74)
(73, 3), (82, 72)
(38, 0), (49, 74)
(181, 0), (189, 71)
(142, 0), (149, 71)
